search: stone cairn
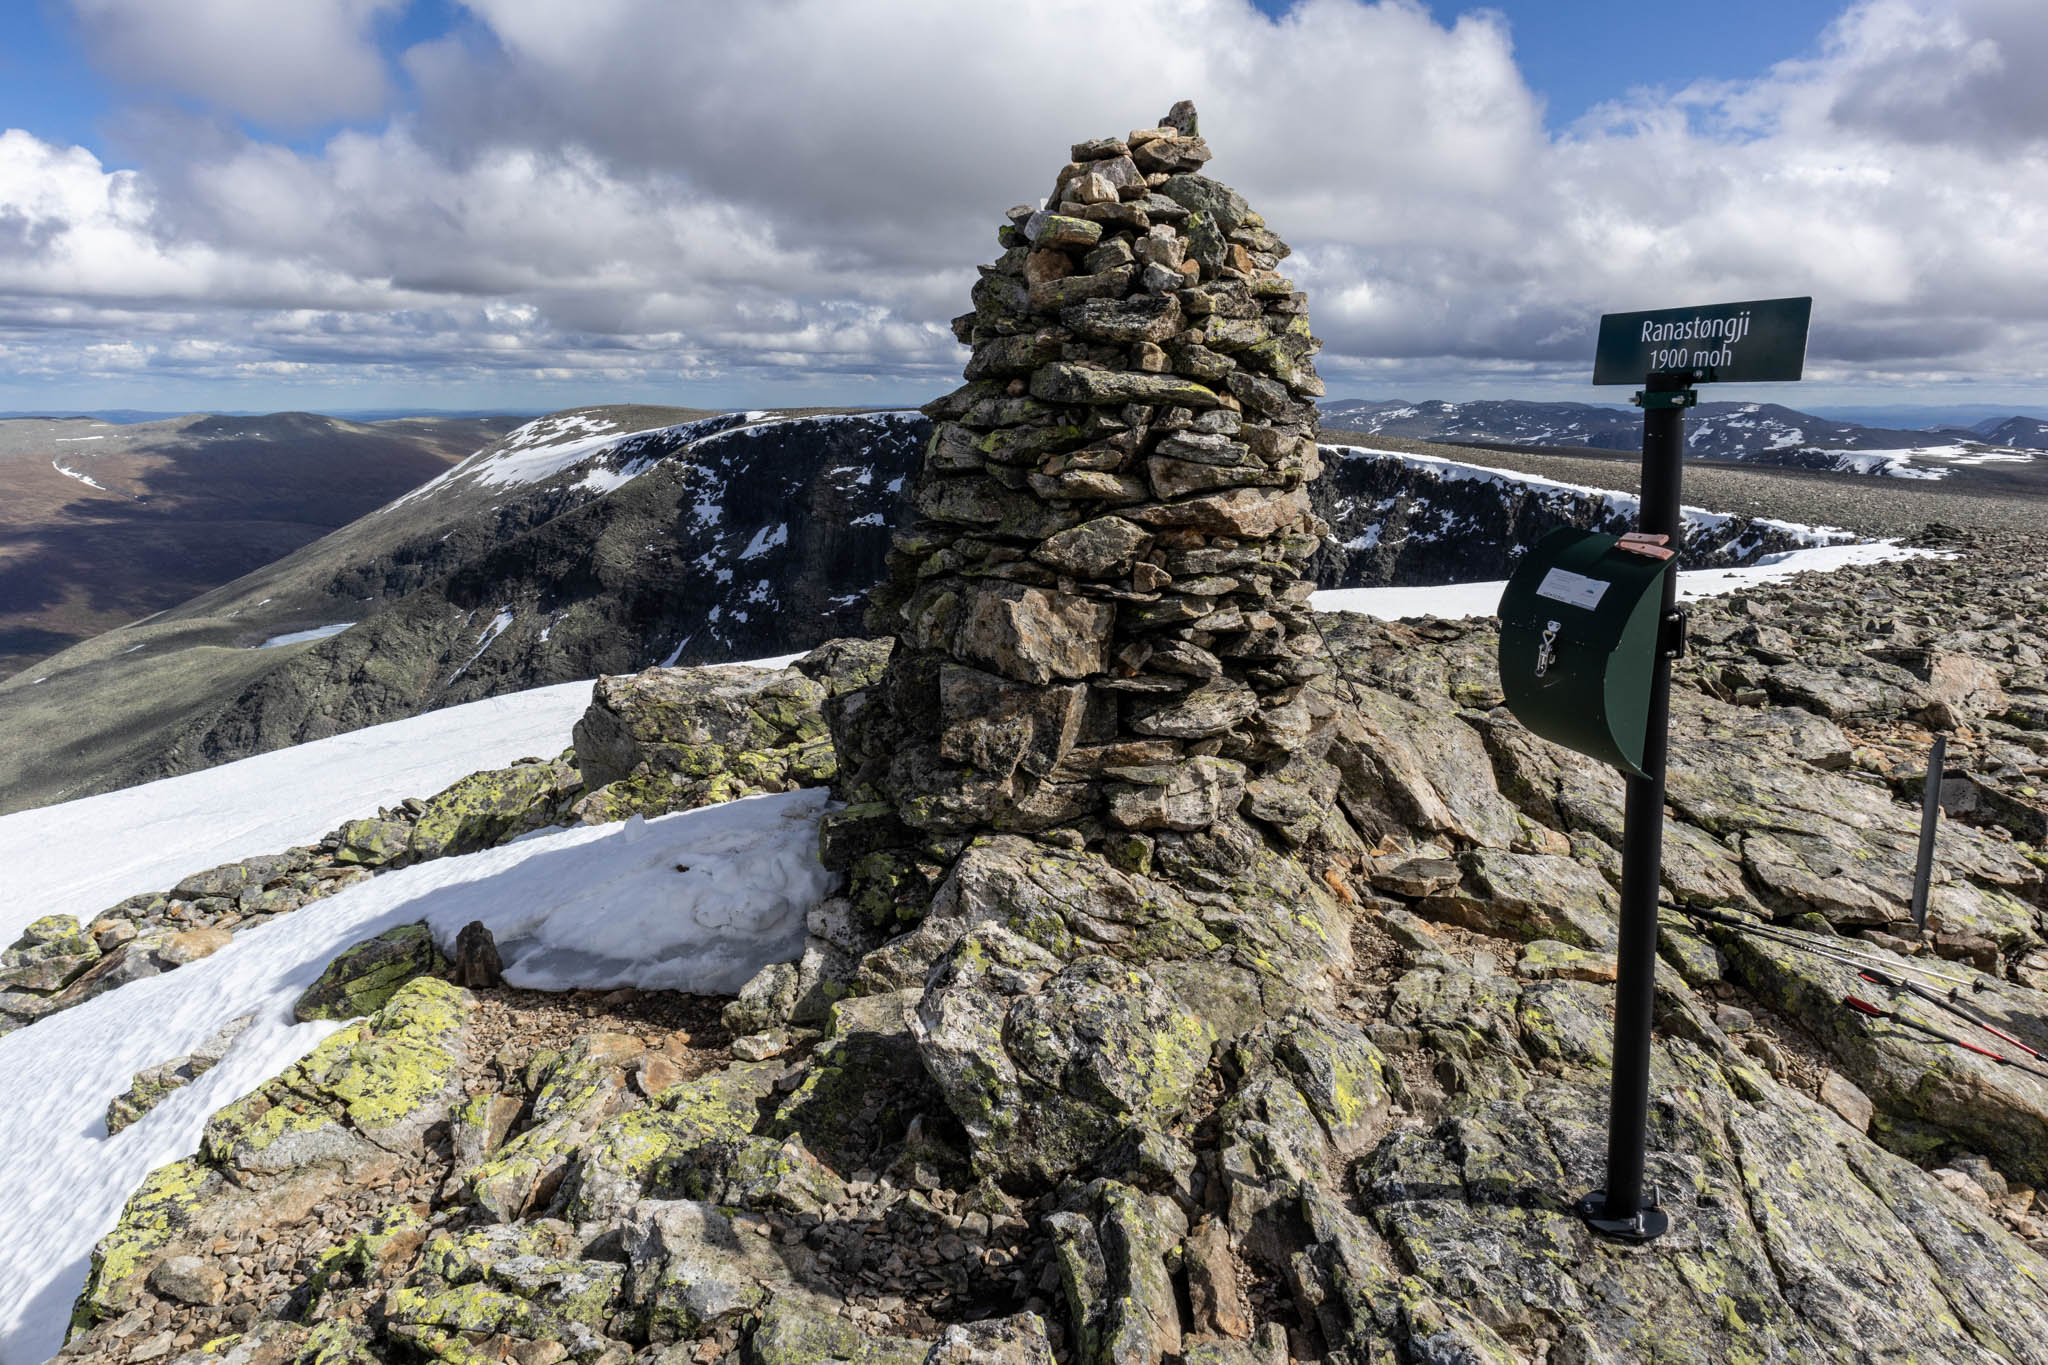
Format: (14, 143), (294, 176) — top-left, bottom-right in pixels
(828, 101), (1336, 917)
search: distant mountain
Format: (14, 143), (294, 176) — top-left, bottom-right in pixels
(1800, 404), (2048, 428)
(1318, 398), (2048, 485)
(1978, 415), (2048, 448)
(0, 411), (521, 678)
(0, 410), (210, 424)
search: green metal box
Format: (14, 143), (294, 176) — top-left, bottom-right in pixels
(1497, 528), (1673, 778)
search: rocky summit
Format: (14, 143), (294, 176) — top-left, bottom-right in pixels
(34, 106), (2048, 1365)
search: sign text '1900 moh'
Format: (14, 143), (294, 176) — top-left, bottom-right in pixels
(1592, 296), (1811, 385)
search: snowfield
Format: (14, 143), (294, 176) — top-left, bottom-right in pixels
(0, 681), (598, 946)
(256, 622), (354, 648)
(1313, 538), (1942, 620)
(0, 788), (834, 1361)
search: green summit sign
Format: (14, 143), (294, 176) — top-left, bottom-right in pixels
(1592, 295), (1811, 385)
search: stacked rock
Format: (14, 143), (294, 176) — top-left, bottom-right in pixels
(830, 102), (1333, 909)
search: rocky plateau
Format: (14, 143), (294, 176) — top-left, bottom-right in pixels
(15, 105), (2048, 1365)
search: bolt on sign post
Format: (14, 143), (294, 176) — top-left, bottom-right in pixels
(1500, 296), (1811, 1243)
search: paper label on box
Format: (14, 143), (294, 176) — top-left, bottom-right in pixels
(1534, 567), (1610, 610)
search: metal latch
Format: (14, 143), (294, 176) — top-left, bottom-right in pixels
(1632, 388), (1698, 409)
(1535, 619), (1562, 677)
(1662, 608), (1688, 660)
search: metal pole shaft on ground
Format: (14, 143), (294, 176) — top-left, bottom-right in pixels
(1912, 732), (1948, 936)
(1582, 371), (1689, 1242)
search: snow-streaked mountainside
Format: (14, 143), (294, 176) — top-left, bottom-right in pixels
(1309, 442), (1850, 590)
(0, 407), (920, 814)
(1318, 398), (2048, 482)
(0, 406), (1851, 818)
(1977, 415), (2048, 449)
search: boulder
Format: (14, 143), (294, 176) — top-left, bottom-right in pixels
(913, 925), (1215, 1186)
(204, 977), (474, 1177)
(106, 1014), (255, 1134)
(749, 1295), (928, 1364)
(623, 1199), (813, 1341)
(0, 913), (100, 991)
(573, 662), (833, 822)
(333, 816), (415, 867)
(410, 758), (578, 858)
(294, 922), (449, 1021)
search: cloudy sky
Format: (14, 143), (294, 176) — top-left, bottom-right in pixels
(0, 0), (2042, 414)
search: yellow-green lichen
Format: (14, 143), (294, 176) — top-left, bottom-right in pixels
(78, 1156), (213, 1321)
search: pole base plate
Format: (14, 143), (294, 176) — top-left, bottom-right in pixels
(1575, 1189), (1669, 1243)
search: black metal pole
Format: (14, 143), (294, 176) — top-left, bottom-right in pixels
(1911, 732), (1948, 936)
(1578, 371), (1689, 1243)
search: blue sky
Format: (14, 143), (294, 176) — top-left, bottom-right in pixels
(1264, 0), (1848, 126)
(0, 0), (2043, 413)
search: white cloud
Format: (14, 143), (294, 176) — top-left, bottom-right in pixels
(69, 0), (403, 127)
(4, 0), (2047, 407)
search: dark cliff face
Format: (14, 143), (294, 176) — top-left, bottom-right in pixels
(1309, 442), (1835, 589)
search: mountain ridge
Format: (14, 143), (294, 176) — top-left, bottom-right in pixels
(1318, 396), (2048, 486)
(0, 404), (1841, 816)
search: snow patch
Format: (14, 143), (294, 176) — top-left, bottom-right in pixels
(50, 459), (107, 490)
(1312, 540), (1940, 621)
(738, 524), (790, 560)
(0, 682), (598, 943)
(257, 623), (353, 649)
(447, 608), (514, 683)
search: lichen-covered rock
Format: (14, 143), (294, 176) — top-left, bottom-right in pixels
(622, 1199), (814, 1341)
(1422, 849), (1621, 948)
(76, 1156), (213, 1321)
(896, 828), (1349, 1038)
(0, 912), (102, 992)
(1716, 926), (2048, 1184)
(463, 1033), (645, 1221)
(920, 1315), (1058, 1365)
(722, 959), (800, 1036)
(409, 757), (579, 858)
(768, 989), (938, 1177)
(205, 977), (474, 1176)
(107, 1014), (254, 1134)
(1356, 1053), (2048, 1363)
(380, 1271), (617, 1361)
(332, 816), (415, 867)
(748, 1293), (928, 1364)
(570, 660), (836, 824)
(913, 925), (1215, 1185)
(294, 922), (449, 1022)
(561, 1058), (785, 1222)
